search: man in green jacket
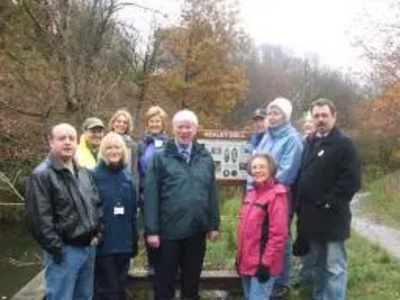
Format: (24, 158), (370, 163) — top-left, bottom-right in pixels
(144, 109), (220, 300)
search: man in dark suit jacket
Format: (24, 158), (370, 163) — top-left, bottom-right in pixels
(295, 98), (361, 300)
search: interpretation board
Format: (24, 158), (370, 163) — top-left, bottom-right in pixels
(197, 130), (252, 185)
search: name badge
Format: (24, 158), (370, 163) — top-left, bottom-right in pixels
(154, 140), (163, 148)
(114, 206), (125, 215)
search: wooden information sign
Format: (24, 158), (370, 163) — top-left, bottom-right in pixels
(197, 130), (252, 186)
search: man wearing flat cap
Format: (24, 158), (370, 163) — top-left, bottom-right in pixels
(250, 108), (268, 150)
(76, 117), (105, 169)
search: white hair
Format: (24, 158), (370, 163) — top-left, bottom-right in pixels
(172, 110), (199, 126)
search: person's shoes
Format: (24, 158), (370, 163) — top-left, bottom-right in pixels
(271, 285), (290, 300)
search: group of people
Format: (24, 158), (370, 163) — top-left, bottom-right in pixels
(24, 97), (361, 300)
(238, 97), (361, 300)
(25, 106), (218, 300)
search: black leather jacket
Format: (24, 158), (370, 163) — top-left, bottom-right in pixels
(25, 154), (103, 254)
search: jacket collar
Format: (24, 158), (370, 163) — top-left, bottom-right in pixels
(164, 139), (205, 158)
(98, 159), (125, 173)
(142, 132), (169, 144)
(309, 126), (340, 146)
(48, 153), (79, 173)
(267, 123), (291, 138)
(254, 178), (276, 191)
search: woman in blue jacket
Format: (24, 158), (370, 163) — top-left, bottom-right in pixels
(254, 97), (304, 299)
(93, 132), (138, 300)
(138, 106), (170, 272)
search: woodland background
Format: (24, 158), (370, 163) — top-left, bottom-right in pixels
(0, 0), (399, 201)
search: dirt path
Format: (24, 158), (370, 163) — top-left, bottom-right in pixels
(351, 192), (400, 259)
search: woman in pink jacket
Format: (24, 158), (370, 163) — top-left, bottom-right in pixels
(237, 153), (289, 299)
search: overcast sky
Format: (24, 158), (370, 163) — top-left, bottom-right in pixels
(119, 0), (397, 71)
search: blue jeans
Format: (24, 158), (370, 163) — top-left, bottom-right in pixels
(275, 191), (293, 288)
(299, 251), (315, 286)
(44, 245), (96, 300)
(309, 240), (347, 300)
(274, 237), (292, 287)
(242, 275), (277, 300)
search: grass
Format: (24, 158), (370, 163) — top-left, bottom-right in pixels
(3, 196), (400, 299)
(207, 198), (400, 300)
(290, 232), (400, 300)
(362, 171), (400, 230)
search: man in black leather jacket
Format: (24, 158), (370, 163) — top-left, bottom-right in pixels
(25, 123), (103, 300)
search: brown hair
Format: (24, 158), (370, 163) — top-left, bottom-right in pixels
(247, 153), (277, 177)
(310, 98), (337, 115)
(145, 106), (168, 131)
(108, 109), (133, 133)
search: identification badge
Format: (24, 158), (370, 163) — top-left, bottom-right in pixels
(114, 206), (125, 215)
(154, 140), (163, 148)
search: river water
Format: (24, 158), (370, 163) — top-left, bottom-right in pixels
(0, 223), (41, 298)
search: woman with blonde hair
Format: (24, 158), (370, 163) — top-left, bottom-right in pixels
(301, 112), (316, 139)
(108, 109), (138, 179)
(138, 105), (170, 273)
(92, 132), (138, 300)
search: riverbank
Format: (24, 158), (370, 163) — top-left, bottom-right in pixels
(0, 224), (40, 298)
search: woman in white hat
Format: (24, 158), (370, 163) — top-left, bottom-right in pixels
(253, 97), (304, 299)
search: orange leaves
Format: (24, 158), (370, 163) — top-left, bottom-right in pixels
(149, 0), (248, 126)
(360, 83), (400, 135)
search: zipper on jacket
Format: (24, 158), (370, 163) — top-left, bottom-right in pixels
(66, 170), (94, 234)
(239, 192), (258, 268)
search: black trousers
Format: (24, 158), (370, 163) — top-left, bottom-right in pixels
(140, 206), (160, 269)
(95, 254), (131, 300)
(154, 232), (207, 300)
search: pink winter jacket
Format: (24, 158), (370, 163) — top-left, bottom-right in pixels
(237, 179), (289, 276)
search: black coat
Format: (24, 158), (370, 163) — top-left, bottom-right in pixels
(25, 154), (103, 255)
(296, 127), (361, 241)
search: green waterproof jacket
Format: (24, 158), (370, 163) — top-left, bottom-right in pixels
(144, 140), (220, 240)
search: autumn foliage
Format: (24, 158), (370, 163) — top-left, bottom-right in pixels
(360, 83), (400, 135)
(149, 0), (248, 126)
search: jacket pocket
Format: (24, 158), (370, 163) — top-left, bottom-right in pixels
(57, 214), (77, 238)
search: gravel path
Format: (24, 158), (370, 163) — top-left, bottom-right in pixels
(351, 192), (400, 259)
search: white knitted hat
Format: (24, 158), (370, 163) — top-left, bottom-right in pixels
(267, 98), (293, 121)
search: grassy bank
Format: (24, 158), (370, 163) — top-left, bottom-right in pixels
(362, 171), (400, 229)
(290, 232), (400, 300)
(211, 198), (400, 300)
